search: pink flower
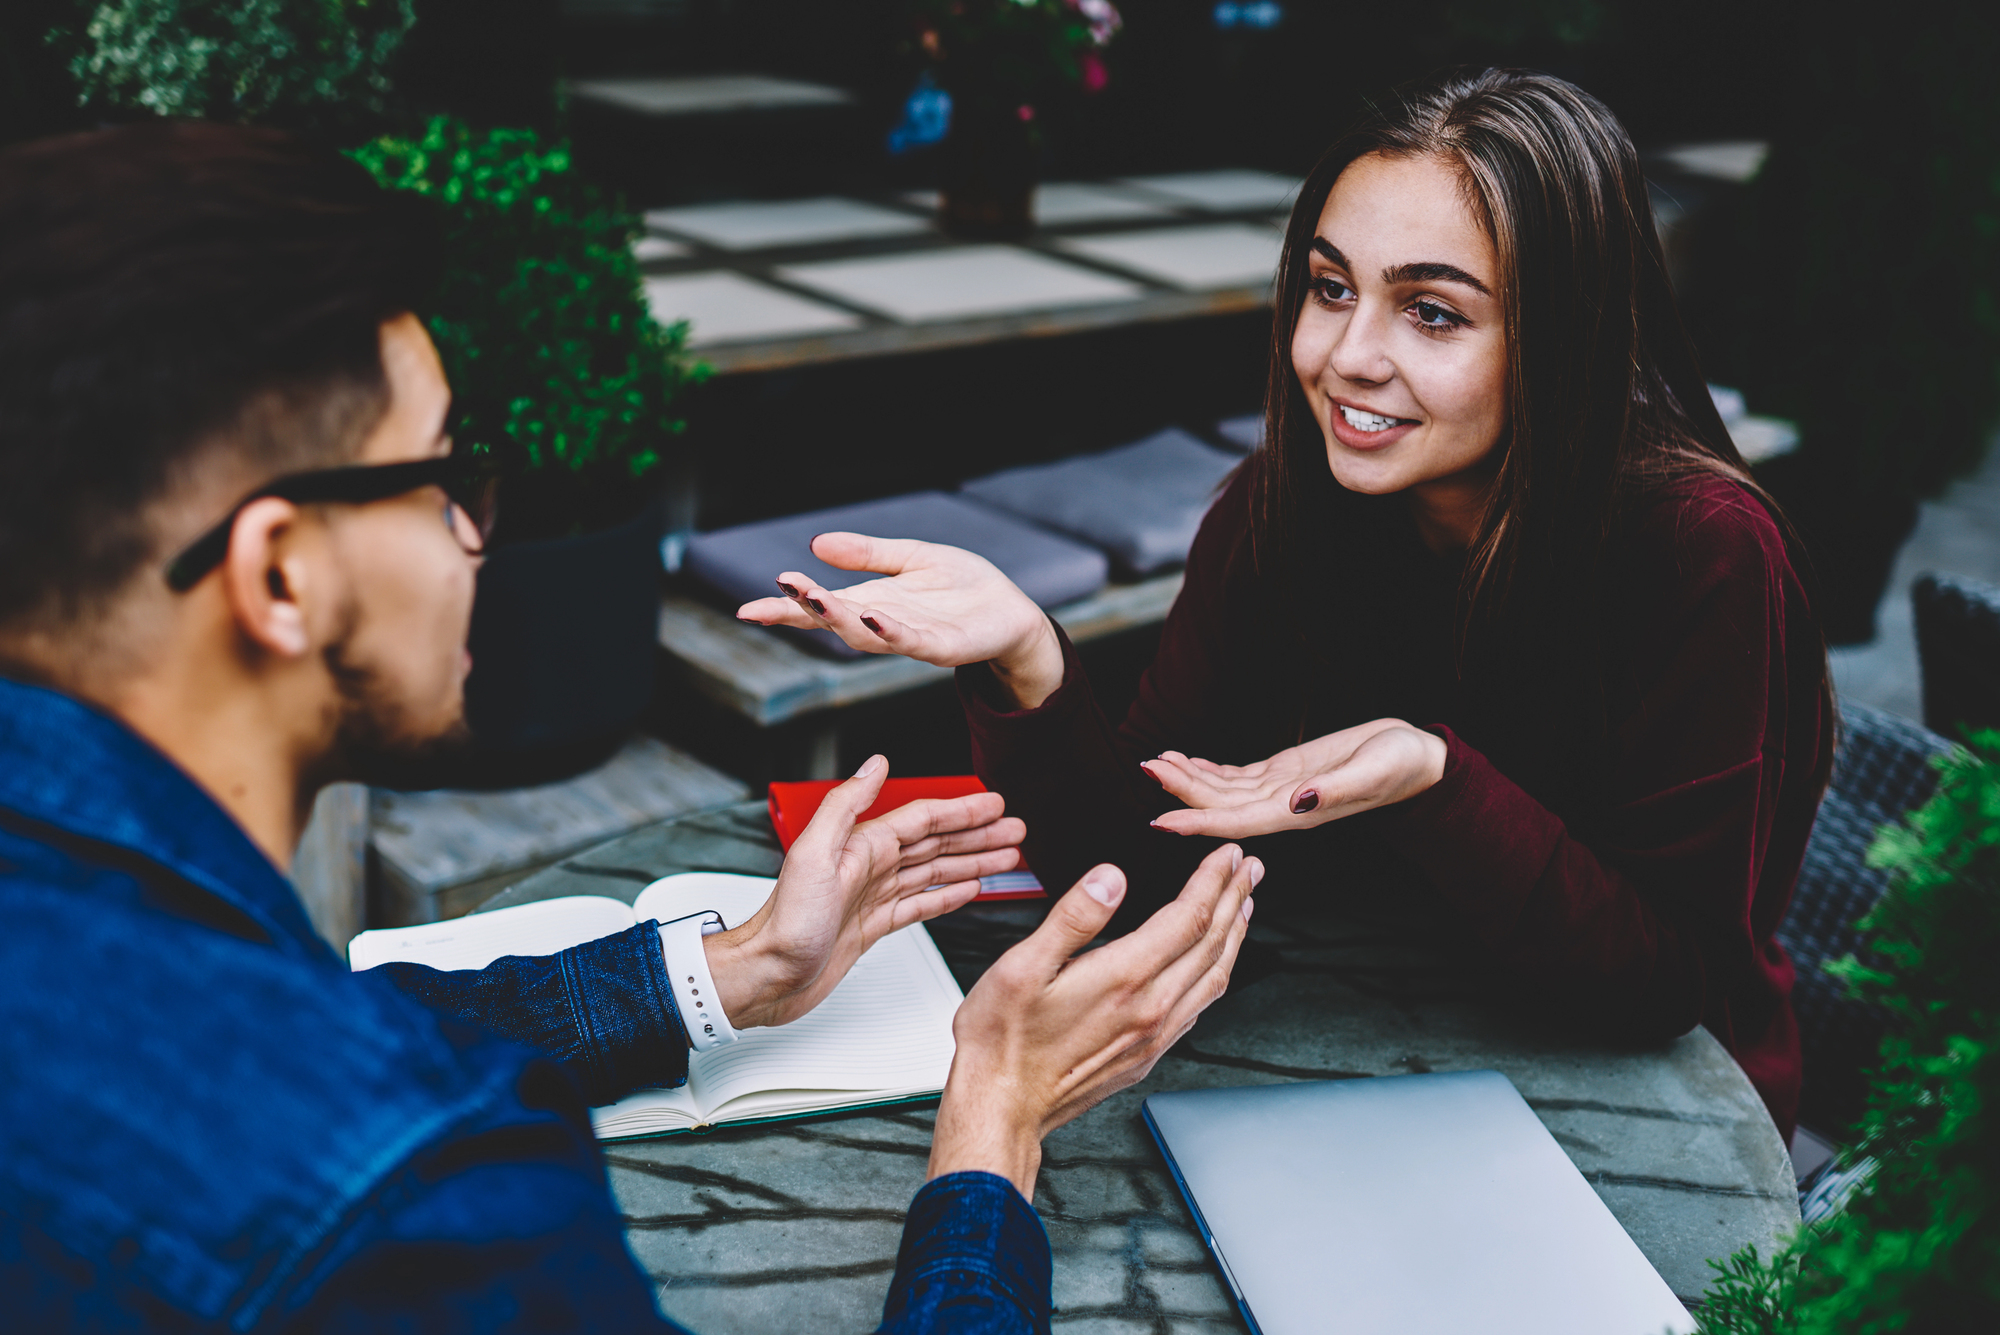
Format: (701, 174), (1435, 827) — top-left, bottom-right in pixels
(1079, 51), (1108, 92)
(1067, 0), (1123, 46)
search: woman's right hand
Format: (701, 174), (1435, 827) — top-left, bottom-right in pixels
(736, 532), (1066, 708)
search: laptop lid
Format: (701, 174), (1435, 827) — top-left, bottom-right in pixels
(1142, 1070), (1695, 1335)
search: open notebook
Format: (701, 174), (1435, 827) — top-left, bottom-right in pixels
(347, 873), (963, 1139)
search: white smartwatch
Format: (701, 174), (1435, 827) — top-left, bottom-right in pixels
(657, 910), (740, 1051)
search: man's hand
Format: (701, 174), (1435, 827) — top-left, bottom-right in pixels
(1140, 718), (1447, 840)
(926, 844), (1262, 1198)
(703, 755), (1026, 1031)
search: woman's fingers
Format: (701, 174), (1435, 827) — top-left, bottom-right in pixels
(737, 590), (824, 628)
(1151, 796), (1302, 839)
(809, 531), (932, 576)
(1144, 754), (1262, 809)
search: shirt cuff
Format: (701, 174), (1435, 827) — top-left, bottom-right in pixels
(880, 1172), (1052, 1334)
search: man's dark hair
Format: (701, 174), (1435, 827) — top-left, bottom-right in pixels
(0, 120), (437, 629)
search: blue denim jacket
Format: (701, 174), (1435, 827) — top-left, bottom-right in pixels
(0, 675), (1051, 1332)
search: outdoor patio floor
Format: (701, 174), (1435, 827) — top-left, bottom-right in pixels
(1830, 436), (2000, 725)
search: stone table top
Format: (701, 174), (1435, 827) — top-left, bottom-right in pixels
(487, 802), (1799, 1333)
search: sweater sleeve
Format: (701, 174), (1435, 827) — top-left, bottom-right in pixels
(958, 468), (1255, 915)
(1376, 488), (1822, 1044)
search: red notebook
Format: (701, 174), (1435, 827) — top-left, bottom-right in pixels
(767, 776), (1046, 901)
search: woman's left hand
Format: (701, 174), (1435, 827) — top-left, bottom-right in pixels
(1141, 719), (1447, 839)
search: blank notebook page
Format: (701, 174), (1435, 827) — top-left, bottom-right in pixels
(633, 874), (962, 1114)
(347, 895), (637, 972)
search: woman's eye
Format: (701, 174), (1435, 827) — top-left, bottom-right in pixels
(1411, 299), (1463, 329)
(1310, 275), (1353, 305)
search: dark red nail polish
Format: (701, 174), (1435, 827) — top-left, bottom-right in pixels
(806, 598), (827, 616)
(777, 581), (801, 598)
(860, 615), (883, 634)
(1291, 790), (1319, 814)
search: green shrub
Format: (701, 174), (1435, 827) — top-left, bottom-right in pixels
(1696, 730), (2000, 1332)
(351, 116), (703, 542)
(52, 0), (415, 136)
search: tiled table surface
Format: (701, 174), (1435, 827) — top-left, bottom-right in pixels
(637, 171), (1297, 374)
(486, 803), (1799, 1333)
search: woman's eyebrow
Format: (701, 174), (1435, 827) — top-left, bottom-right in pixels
(1381, 260), (1491, 297)
(1309, 238), (1492, 298)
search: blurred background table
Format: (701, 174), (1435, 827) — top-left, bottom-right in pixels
(482, 802), (1800, 1334)
(657, 572), (1182, 778)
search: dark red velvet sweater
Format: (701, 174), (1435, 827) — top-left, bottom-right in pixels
(958, 463), (1830, 1137)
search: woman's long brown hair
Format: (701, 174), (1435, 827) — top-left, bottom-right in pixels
(1255, 67), (1831, 785)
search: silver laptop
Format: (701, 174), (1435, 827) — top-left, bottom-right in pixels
(1142, 1070), (1695, 1335)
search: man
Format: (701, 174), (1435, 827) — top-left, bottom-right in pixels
(0, 123), (1260, 1331)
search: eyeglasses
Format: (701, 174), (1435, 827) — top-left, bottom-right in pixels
(164, 452), (500, 592)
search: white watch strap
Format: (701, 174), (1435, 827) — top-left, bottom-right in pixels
(658, 911), (739, 1051)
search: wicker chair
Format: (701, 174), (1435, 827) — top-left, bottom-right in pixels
(1778, 700), (1952, 1134)
(1913, 571), (2000, 740)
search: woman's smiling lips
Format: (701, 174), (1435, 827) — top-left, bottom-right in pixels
(1328, 396), (1420, 451)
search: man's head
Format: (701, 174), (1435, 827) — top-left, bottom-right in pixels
(0, 122), (480, 836)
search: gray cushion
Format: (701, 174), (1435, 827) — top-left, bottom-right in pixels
(685, 491), (1108, 659)
(1214, 412), (1265, 452)
(959, 428), (1241, 576)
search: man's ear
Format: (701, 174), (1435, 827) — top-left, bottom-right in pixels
(218, 497), (315, 659)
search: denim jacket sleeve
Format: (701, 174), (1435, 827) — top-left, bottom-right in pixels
(366, 921), (690, 1106)
(878, 1173), (1053, 1335)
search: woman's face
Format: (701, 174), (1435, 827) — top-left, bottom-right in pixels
(1291, 152), (1507, 502)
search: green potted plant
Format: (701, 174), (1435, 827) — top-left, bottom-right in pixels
(1696, 729), (2000, 1331)
(46, 0), (415, 140)
(902, 0), (1122, 238)
(352, 116), (703, 782)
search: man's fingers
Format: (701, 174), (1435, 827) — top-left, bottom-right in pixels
(896, 824), (1026, 872)
(1154, 895), (1255, 1047)
(1146, 856), (1258, 1009)
(1021, 864), (1127, 969)
(885, 878), (984, 931)
(897, 848), (1023, 893)
(1091, 844), (1243, 978)
(872, 791), (1010, 846)
(790, 754), (891, 858)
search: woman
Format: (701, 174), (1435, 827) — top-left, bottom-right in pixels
(740, 69), (1832, 1137)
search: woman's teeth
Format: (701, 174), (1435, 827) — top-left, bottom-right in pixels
(1339, 405), (1407, 432)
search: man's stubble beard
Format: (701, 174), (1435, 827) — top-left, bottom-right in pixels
(313, 608), (474, 790)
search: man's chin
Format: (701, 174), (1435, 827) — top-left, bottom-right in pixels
(326, 714), (476, 790)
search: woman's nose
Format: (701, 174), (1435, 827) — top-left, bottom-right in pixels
(1327, 302), (1395, 386)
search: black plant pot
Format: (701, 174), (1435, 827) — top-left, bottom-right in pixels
(938, 108), (1037, 241)
(397, 500), (664, 790)
(1755, 450), (1919, 647)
